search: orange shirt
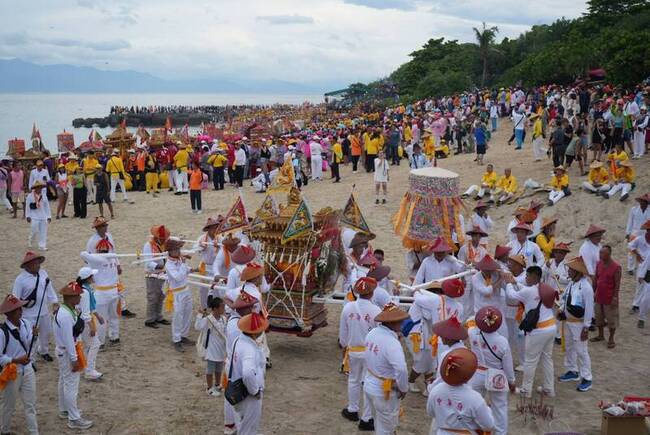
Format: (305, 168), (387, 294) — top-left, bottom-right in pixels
(136, 153), (146, 171)
(189, 169), (203, 190)
(350, 135), (362, 156)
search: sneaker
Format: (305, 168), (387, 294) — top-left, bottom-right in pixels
(535, 386), (555, 397)
(266, 358), (272, 369)
(381, 199), (386, 204)
(358, 419), (374, 431)
(197, 210), (203, 214)
(408, 382), (420, 393)
(84, 370), (103, 381)
(422, 387), (429, 397)
(121, 309), (136, 318)
(157, 319), (171, 325)
(207, 386), (221, 397)
(144, 321), (159, 329)
(341, 408), (359, 422)
(630, 306), (639, 314)
(174, 342), (185, 352)
(559, 371), (580, 382)
(577, 379), (592, 392)
(554, 337), (561, 345)
(181, 337), (195, 345)
(58, 411), (69, 419)
(515, 365), (523, 372)
(375, 199), (379, 204)
(620, 193), (629, 201)
(223, 425), (237, 435)
(68, 418), (93, 430)
(109, 338), (120, 345)
(41, 353), (54, 362)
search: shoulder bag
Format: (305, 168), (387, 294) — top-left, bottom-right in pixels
(224, 338), (249, 405)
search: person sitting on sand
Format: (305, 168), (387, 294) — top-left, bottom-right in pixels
(582, 160), (610, 194)
(547, 165), (570, 206)
(492, 168), (518, 206)
(462, 163), (497, 200)
(603, 160), (635, 201)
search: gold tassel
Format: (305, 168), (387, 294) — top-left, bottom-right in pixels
(409, 333), (421, 354)
(164, 289), (174, 313)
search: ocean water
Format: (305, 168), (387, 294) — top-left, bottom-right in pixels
(0, 93), (323, 155)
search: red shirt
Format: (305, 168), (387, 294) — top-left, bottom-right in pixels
(595, 259), (621, 305)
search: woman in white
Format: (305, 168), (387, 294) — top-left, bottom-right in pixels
(76, 267), (103, 380)
(309, 136), (323, 181)
(374, 150), (389, 204)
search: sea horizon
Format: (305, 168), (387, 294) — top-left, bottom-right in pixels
(0, 92), (324, 155)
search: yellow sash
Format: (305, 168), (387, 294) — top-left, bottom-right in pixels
(164, 285), (187, 312)
(94, 283), (118, 291)
(536, 318), (556, 329)
(342, 346), (366, 374)
(409, 332), (421, 354)
(367, 368), (394, 400)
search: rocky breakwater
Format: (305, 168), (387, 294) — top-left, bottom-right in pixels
(72, 113), (216, 129)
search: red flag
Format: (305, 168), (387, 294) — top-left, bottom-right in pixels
(216, 195), (249, 235)
(31, 123), (41, 140)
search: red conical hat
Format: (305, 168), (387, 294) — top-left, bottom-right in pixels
(354, 277), (377, 296)
(231, 290), (258, 309)
(20, 251), (45, 268)
(539, 283), (558, 309)
(476, 306), (503, 333)
(0, 295), (26, 314)
(374, 302), (409, 323)
(584, 224), (606, 238)
(442, 278), (465, 298)
(494, 245), (511, 259)
(441, 348), (478, 386)
(237, 312), (269, 334)
(432, 315), (468, 340)
(475, 255), (499, 272)
(240, 262), (265, 282)
(428, 237), (453, 253)
(150, 225), (170, 240)
(231, 245), (256, 265)
(367, 265), (391, 282)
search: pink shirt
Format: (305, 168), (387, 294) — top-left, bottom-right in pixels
(10, 170), (24, 193)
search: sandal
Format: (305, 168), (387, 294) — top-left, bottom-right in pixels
(590, 336), (604, 342)
(607, 342), (616, 349)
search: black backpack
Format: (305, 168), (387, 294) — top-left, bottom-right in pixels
(519, 300), (542, 334)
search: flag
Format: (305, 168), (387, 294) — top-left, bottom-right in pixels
(251, 194), (278, 227)
(216, 194), (249, 235)
(268, 157), (295, 192)
(281, 199), (313, 244)
(164, 116), (172, 131)
(181, 123), (190, 141)
(31, 123), (41, 140)
(88, 129), (94, 143)
(94, 130), (103, 142)
(341, 192), (370, 234)
(120, 118), (127, 129)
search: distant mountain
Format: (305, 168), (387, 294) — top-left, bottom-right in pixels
(0, 58), (329, 94)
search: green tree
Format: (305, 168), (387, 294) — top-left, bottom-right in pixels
(473, 22), (499, 87)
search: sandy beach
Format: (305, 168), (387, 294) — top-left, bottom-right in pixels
(1, 121), (649, 435)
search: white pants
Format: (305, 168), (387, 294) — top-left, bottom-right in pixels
(109, 175), (129, 202)
(56, 352), (82, 421)
(95, 292), (120, 344)
(408, 336), (435, 375)
(629, 231), (642, 274)
(469, 371), (508, 435)
(311, 155), (323, 180)
(638, 282), (650, 321)
(347, 353), (372, 421)
(634, 274), (646, 307)
(175, 171), (188, 193)
(491, 189), (513, 203)
(28, 218), (48, 249)
(461, 281), (475, 320)
(582, 182), (610, 193)
(606, 183), (631, 198)
(564, 323), (592, 381)
(172, 290), (192, 343)
(634, 131), (646, 157)
(521, 328), (556, 396)
(234, 393), (263, 435)
(533, 136), (546, 161)
(167, 170), (176, 190)
(365, 391), (400, 435)
(548, 189), (565, 205)
(24, 313), (51, 356)
(85, 176), (95, 202)
(82, 324), (101, 374)
(505, 317), (524, 365)
(0, 187), (12, 210)
(463, 185), (490, 198)
(0, 364), (38, 434)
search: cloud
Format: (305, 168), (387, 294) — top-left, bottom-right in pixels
(256, 14), (315, 25)
(343, 0), (416, 10)
(0, 32), (130, 52)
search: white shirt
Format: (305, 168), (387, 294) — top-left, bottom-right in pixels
(194, 314), (227, 362)
(339, 298), (381, 348)
(80, 252), (119, 292)
(414, 255), (464, 285)
(637, 254), (650, 280)
(225, 313), (242, 356)
(196, 233), (219, 267)
(12, 269), (58, 318)
(374, 158), (389, 183)
(507, 239), (544, 267)
(229, 333), (265, 395)
(363, 325), (408, 396)
(561, 277), (594, 329)
(164, 257), (191, 291)
(86, 232), (117, 255)
(626, 205), (650, 236)
(28, 168), (50, 189)
(578, 240), (601, 276)
(142, 240), (165, 274)
(629, 236), (650, 263)
(505, 283), (555, 334)
(457, 242), (487, 266)
(469, 329), (515, 383)
(54, 305), (79, 361)
(472, 272), (504, 314)
(506, 218), (519, 242)
(234, 148), (247, 166)
(544, 259), (570, 291)
(226, 265), (244, 290)
(0, 318), (34, 369)
(214, 247), (234, 278)
(79, 286), (95, 322)
(512, 111), (526, 130)
(25, 192), (51, 220)
(409, 290), (443, 351)
(309, 141), (322, 156)
(371, 286), (397, 309)
(427, 383), (495, 434)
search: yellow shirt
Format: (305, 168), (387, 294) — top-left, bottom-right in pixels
(174, 149), (190, 171)
(533, 118), (543, 139)
(608, 150), (628, 164)
(65, 161), (79, 176)
(207, 154), (227, 168)
(332, 142), (343, 163)
(496, 174), (517, 193)
(588, 168), (609, 185)
(82, 157), (99, 175)
(535, 233), (555, 259)
(550, 174), (569, 190)
(403, 125), (412, 142)
(481, 171), (498, 189)
(423, 136), (435, 159)
(362, 132), (371, 151)
(106, 156), (126, 176)
(614, 167), (635, 183)
(366, 137), (381, 155)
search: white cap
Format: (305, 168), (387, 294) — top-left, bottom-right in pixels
(78, 266), (98, 280)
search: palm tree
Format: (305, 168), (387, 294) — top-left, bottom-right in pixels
(473, 22), (499, 87)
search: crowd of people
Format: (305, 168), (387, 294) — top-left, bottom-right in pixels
(1, 79), (649, 434)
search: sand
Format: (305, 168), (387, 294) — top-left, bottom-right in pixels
(1, 120), (649, 435)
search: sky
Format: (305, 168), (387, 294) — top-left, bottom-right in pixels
(1, 0), (588, 88)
